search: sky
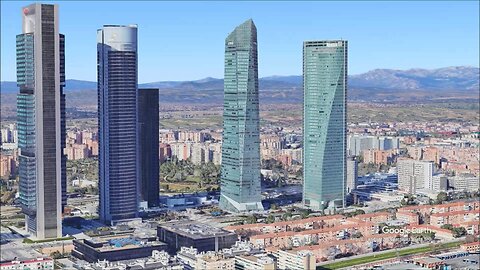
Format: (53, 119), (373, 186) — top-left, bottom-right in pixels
(1, 1), (479, 83)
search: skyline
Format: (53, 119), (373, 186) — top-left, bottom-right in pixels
(1, 1), (479, 83)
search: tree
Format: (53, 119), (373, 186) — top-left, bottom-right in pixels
(440, 224), (454, 230)
(245, 215), (257, 224)
(351, 232), (363, 238)
(282, 212), (293, 221)
(50, 251), (63, 259)
(436, 192), (448, 204)
(452, 227), (467, 238)
(266, 214), (275, 224)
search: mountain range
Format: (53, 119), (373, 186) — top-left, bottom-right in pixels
(1, 66), (478, 104)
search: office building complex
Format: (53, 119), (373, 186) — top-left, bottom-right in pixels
(16, 3), (66, 239)
(138, 88), (160, 208)
(303, 40), (348, 211)
(97, 25), (139, 224)
(219, 19), (263, 212)
(397, 159), (434, 193)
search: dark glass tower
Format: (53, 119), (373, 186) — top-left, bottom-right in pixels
(303, 40), (348, 212)
(138, 88), (159, 208)
(97, 25), (139, 224)
(17, 3), (66, 239)
(219, 19), (263, 212)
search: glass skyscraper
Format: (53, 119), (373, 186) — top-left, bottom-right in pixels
(17, 3), (66, 239)
(97, 25), (139, 224)
(138, 88), (159, 208)
(303, 40), (347, 211)
(219, 19), (263, 213)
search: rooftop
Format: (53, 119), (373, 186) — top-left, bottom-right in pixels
(158, 221), (236, 239)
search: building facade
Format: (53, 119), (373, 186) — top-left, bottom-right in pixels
(138, 88), (160, 208)
(303, 40), (347, 211)
(346, 156), (358, 194)
(97, 25), (139, 224)
(219, 19), (263, 212)
(17, 3), (66, 239)
(397, 159), (434, 193)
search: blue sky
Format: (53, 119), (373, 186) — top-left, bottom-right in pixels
(1, 1), (479, 83)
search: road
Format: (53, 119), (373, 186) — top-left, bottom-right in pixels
(316, 237), (464, 268)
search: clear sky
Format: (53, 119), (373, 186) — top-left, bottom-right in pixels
(1, 1), (479, 83)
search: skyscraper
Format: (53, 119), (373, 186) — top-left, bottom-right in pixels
(97, 25), (139, 224)
(303, 40), (348, 211)
(17, 3), (66, 239)
(138, 88), (159, 208)
(219, 19), (263, 212)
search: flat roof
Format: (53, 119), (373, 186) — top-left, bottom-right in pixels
(159, 221), (236, 239)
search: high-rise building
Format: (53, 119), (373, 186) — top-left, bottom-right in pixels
(397, 159), (434, 193)
(138, 88), (160, 208)
(219, 19), (263, 212)
(97, 25), (139, 224)
(16, 3), (66, 239)
(346, 156), (358, 194)
(303, 40), (347, 211)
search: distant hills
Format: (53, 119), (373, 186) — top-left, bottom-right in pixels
(1, 66), (478, 104)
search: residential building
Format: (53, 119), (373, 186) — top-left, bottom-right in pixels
(97, 25), (139, 224)
(276, 250), (315, 270)
(220, 19), (263, 212)
(138, 88), (160, 208)
(235, 255), (276, 270)
(159, 143), (172, 162)
(348, 135), (399, 156)
(397, 159), (434, 193)
(303, 40), (347, 211)
(16, 3), (66, 239)
(431, 174), (448, 191)
(449, 174), (480, 192)
(0, 258), (53, 270)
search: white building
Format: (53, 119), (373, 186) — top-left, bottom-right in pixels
(1, 258), (53, 270)
(276, 250), (315, 270)
(450, 174), (480, 192)
(348, 135), (400, 156)
(397, 159), (434, 193)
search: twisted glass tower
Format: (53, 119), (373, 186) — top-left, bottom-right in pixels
(17, 3), (66, 239)
(219, 19), (263, 213)
(97, 25), (139, 224)
(303, 40), (347, 211)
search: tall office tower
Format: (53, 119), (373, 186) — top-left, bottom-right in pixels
(17, 3), (66, 239)
(97, 25), (139, 224)
(346, 156), (358, 194)
(303, 40), (347, 211)
(219, 19), (263, 212)
(397, 159), (434, 194)
(138, 88), (159, 208)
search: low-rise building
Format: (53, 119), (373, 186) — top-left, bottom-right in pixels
(0, 258), (53, 270)
(460, 241), (480, 253)
(72, 235), (168, 263)
(235, 254), (276, 270)
(396, 211), (419, 225)
(157, 221), (238, 253)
